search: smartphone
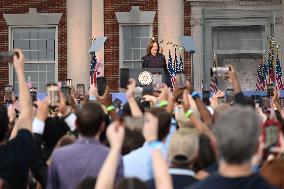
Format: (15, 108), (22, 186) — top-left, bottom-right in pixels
(4, 85), (13, 103)
(113, 98), (122, 109)
(262, 97), (270, 113)
(267, 83), (274, 97)
(47, 84), (60, 108)
(225, 88), (234, 103)
(66, 79), (72, 88)
(0, 51), (15, 63)
(61, 86), (71, 98)
(202, 90), (211, 106)
(176, 73), (186, 89)
(211, 67), (229, 78)
(30, 87), (37, 102)
(97, 77), (107, 96)
(262, 119), (281, 148)
(120, 68), (130, 89)
(152, 73), (163, 92)
(76, 84), (85, 100)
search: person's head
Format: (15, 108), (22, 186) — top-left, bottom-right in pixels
(214, 106), (260, 164)
(0, 105), (9, 142)
(75, 177), (96, 189)
(116, 178), (147, 189)
(122, 128), (145, 155)
(75, 102), (106, 137)
(148, 108), (171, 141)
(195, 133), (217, 171)
(169, 128), (199, 168)
(261, 159), (284, 189)
(147, 39), (159, 56)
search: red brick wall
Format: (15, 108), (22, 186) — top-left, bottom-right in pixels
(104, 0), (158, 90)
(0, 0), (67, 99)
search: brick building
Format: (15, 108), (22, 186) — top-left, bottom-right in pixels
(0, 0), (284, 100)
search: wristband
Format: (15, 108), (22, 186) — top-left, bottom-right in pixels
(191, 91), (200, 99)
(185, 109), (193, 118)
(148, 140), (163, 149)
(89, 96), (97, 101)
(106, 105), (115, 112)
(159, 100), (168, 107)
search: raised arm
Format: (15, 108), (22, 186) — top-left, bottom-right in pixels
(95, 121), (125, 189)
(13, 49), (33, 131)
(143, 112), (173, 189)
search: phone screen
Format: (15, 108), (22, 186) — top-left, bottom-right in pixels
(264, 125), (279, 147)
(225, 88), (234, 103)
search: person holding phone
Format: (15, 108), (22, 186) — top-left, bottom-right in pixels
(141, 38), (172, 87)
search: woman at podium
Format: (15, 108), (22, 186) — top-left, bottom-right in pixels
(141, 39), (171, 87)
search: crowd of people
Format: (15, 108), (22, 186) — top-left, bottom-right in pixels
(0, 49), (284, 189)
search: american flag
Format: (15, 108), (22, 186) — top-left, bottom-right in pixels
(256, 64), (266, 91)
(90, 53), (97, 86)
(167, 50), (176, 87)
(209, 53), (218, 93)
(275, 52), (283, 90)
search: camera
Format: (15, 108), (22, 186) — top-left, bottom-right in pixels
(211, 67), (229, 78)
(0, 51), (19, 64)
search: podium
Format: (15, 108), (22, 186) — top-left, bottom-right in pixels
(120, 68), (167, 94)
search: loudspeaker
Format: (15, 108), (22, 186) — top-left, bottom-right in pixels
(96, 77), (107, 96)
(120, 68), (129, 88)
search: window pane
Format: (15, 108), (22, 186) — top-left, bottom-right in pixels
(13, 30), (21, 40)
(47, 50), (55, 60)
(21, 29), (29, 39)
(133, 38), (140, 48)
(46, 29), (55, 40)
(47, 40), (54, 50)
(38, 29), (46, 39)
(39, 40), (46, 50)
(30, 51), (39, 60)
(30, 30), (38, 39)
(132, 27), (141, 38)
(39, 72), (46, 82)
(39, 83), (46, 93)
(133, 49), (140, 60)
(47, 64), (54, 72)
(30, 40), (38, 50)
(39, 50), (47, 60)
(39, 64), (46, 71)
(140, 26), (149, 36)
(47, 72), (55, 83)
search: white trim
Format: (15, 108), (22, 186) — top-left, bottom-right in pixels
(115, 6), (155, 24)
(4, 8), (62, 26)
(168, 168), (196, 177)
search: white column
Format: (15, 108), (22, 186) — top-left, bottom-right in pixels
(92, 0), (104, 77)
(158, 0), (184, 60)
(191, 7), (203, 92)
(67, 0), (92, 87)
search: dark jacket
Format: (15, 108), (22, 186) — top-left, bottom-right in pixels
(141, 53), (172, 87)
